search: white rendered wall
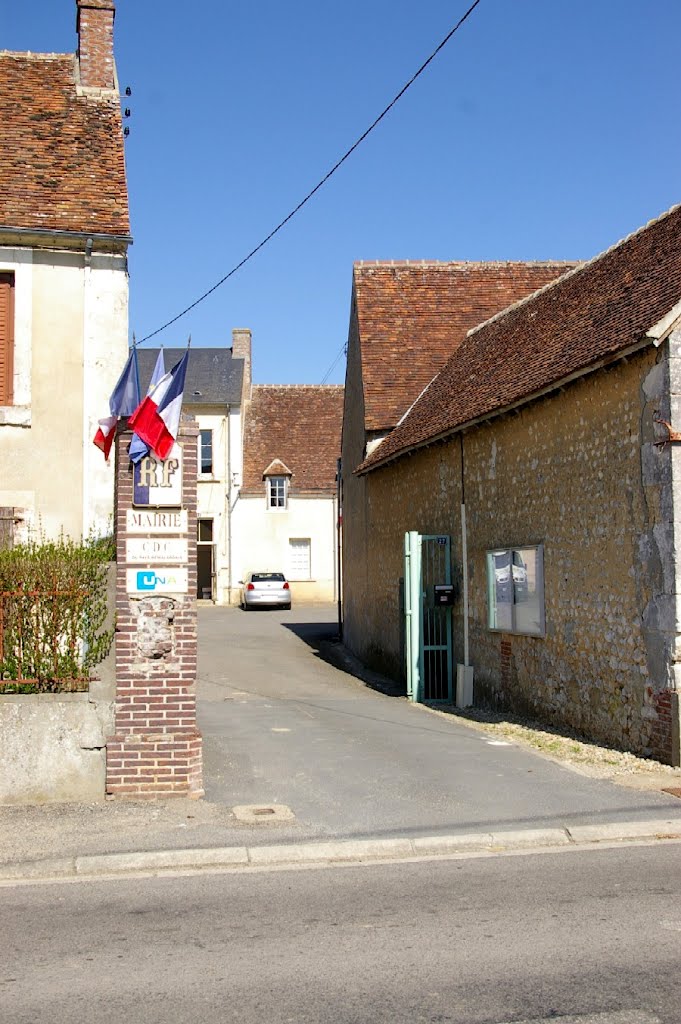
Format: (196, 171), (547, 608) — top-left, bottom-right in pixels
(231, 494), (338, 603)
(0, 246), (128, 542)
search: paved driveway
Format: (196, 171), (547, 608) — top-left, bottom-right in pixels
(197, 604), (681, 844)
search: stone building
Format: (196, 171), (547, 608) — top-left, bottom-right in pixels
(340, 261), (576, 660)
(349, 204), (681, 764)
(0, 0), (130, 542)
(233, 385), (344, 604)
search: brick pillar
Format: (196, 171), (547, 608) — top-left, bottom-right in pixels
(106, 417), (204, 798)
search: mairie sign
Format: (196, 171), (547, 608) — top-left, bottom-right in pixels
(126, 510), (188, 534)
(133, 445), (182, 508)
(126, 568), (189, 595)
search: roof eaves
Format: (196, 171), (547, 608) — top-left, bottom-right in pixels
(357, 334), (655, 477)
(647, 298), (681, 345)
(467, 203), (681, 341)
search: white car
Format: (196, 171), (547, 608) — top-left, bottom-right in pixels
(240, 572), (291, 611)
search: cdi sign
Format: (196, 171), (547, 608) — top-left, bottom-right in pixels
(133, 445), (183, 507)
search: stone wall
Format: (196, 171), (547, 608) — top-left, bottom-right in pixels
(350, 345), (679, 760)
(0, 692), (114, 804)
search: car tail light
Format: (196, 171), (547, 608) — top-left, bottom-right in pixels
(283, 582), (289, 590)
(247, 583), (255, 591)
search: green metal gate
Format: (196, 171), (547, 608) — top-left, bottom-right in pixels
(404, 531), (453, 703)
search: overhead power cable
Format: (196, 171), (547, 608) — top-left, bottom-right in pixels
(137, 0), (483, 345)
(320, 343), (347, 385)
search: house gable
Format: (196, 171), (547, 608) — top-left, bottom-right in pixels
(353, 260), (578, 436)
(242, 386), (344, 496)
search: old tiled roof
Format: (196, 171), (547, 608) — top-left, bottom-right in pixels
(242, 386), (344, 494)
(0, 52), (129, 236)
(138, 348), (244, 407)
(360, 203), (681, 474)
(353, 261), (577, 433)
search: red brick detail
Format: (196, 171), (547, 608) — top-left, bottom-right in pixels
(500, 636), (512, 689)
(649, 688), (673, 764)
(106, 418), (204, 799)
(77, 0), (116, 91)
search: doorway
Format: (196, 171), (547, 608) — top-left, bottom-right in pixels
(197, 518), (214, 600)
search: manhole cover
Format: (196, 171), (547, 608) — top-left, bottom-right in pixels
(232, 804), (295, 824)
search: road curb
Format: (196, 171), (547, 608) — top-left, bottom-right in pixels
(2, 819), (680, 883)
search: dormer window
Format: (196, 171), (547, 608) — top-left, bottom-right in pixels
(268, 476), (287, 509)
(263, 459), (292, 511)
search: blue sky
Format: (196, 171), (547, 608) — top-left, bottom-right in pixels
(4, 1), (680, 384)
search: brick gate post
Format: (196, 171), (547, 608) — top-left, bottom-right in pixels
(106, 417), (204, 798)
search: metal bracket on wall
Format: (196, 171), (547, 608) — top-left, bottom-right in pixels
(653, 411), (681, 448)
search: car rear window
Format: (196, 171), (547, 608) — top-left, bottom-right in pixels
(251, 573), (286, 582)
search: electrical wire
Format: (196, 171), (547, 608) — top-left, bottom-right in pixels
(320, 343), (347, 385)
(137, 0), (483, 345)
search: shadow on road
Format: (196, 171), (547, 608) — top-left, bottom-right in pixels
(281, 620), (406, 698)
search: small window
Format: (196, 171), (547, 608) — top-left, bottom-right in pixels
(197, 518), (213, 543)
(268, 476), (287, 509)
(199, 429), (213, 475)
(487, 545), (545, 637)
(289, 538), (311, 580)
(0, 273), (15, 406)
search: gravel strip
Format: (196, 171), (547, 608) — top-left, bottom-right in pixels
(424, 704), (681, 786)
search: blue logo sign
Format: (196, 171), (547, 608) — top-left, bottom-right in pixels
(137, 571), (166, 591)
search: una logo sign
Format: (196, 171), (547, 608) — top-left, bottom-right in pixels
(126, 568), (188, 595)
(133, 445), (183, 507)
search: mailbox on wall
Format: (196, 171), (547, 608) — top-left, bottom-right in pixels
(434, 584), (456, 606)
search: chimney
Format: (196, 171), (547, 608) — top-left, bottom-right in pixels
(232, 328), (252, 403)
(76, 0), (117, 91)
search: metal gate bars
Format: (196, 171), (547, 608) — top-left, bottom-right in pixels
(404, 531), (453, 703)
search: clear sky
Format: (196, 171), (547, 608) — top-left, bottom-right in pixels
(3, 1), (680, 384)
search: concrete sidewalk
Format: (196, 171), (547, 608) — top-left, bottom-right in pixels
(2, 604), (681, 881)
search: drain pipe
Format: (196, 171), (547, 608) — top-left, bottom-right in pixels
(456, 434), (474, 707)
(461, 499), (470, 667)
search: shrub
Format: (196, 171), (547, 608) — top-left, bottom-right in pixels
(0, 534), (114, 692)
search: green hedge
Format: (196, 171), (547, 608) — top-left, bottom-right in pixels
(0, 535), (114, 692)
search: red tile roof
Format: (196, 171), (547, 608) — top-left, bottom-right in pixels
(242, 386), (344, 494)
(0, 53), (129, 237)
(353, 261), (577, 433)
(360, 204), (681, 473)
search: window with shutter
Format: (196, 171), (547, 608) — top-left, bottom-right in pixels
(0, 274), (15, 406)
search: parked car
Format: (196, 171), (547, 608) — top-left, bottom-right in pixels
(240, 571), (291, 611)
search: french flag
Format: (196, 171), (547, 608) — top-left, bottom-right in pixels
(93, 346), (141, 460)
(127, 349), (189, 461)
(128, 348), (166, 464)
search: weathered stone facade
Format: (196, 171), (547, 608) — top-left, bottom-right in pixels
(349, 344), (680, 762)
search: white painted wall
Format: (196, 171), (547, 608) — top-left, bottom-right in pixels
(231, 493), (338, 603)
(0, 245), (128, 542)
(194, 404), (244, 605)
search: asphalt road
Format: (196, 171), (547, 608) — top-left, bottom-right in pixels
(197, 605), (681, 844)
(2, 843), (679, 1023)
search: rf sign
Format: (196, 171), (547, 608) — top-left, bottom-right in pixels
(133, 444), (183, 507)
